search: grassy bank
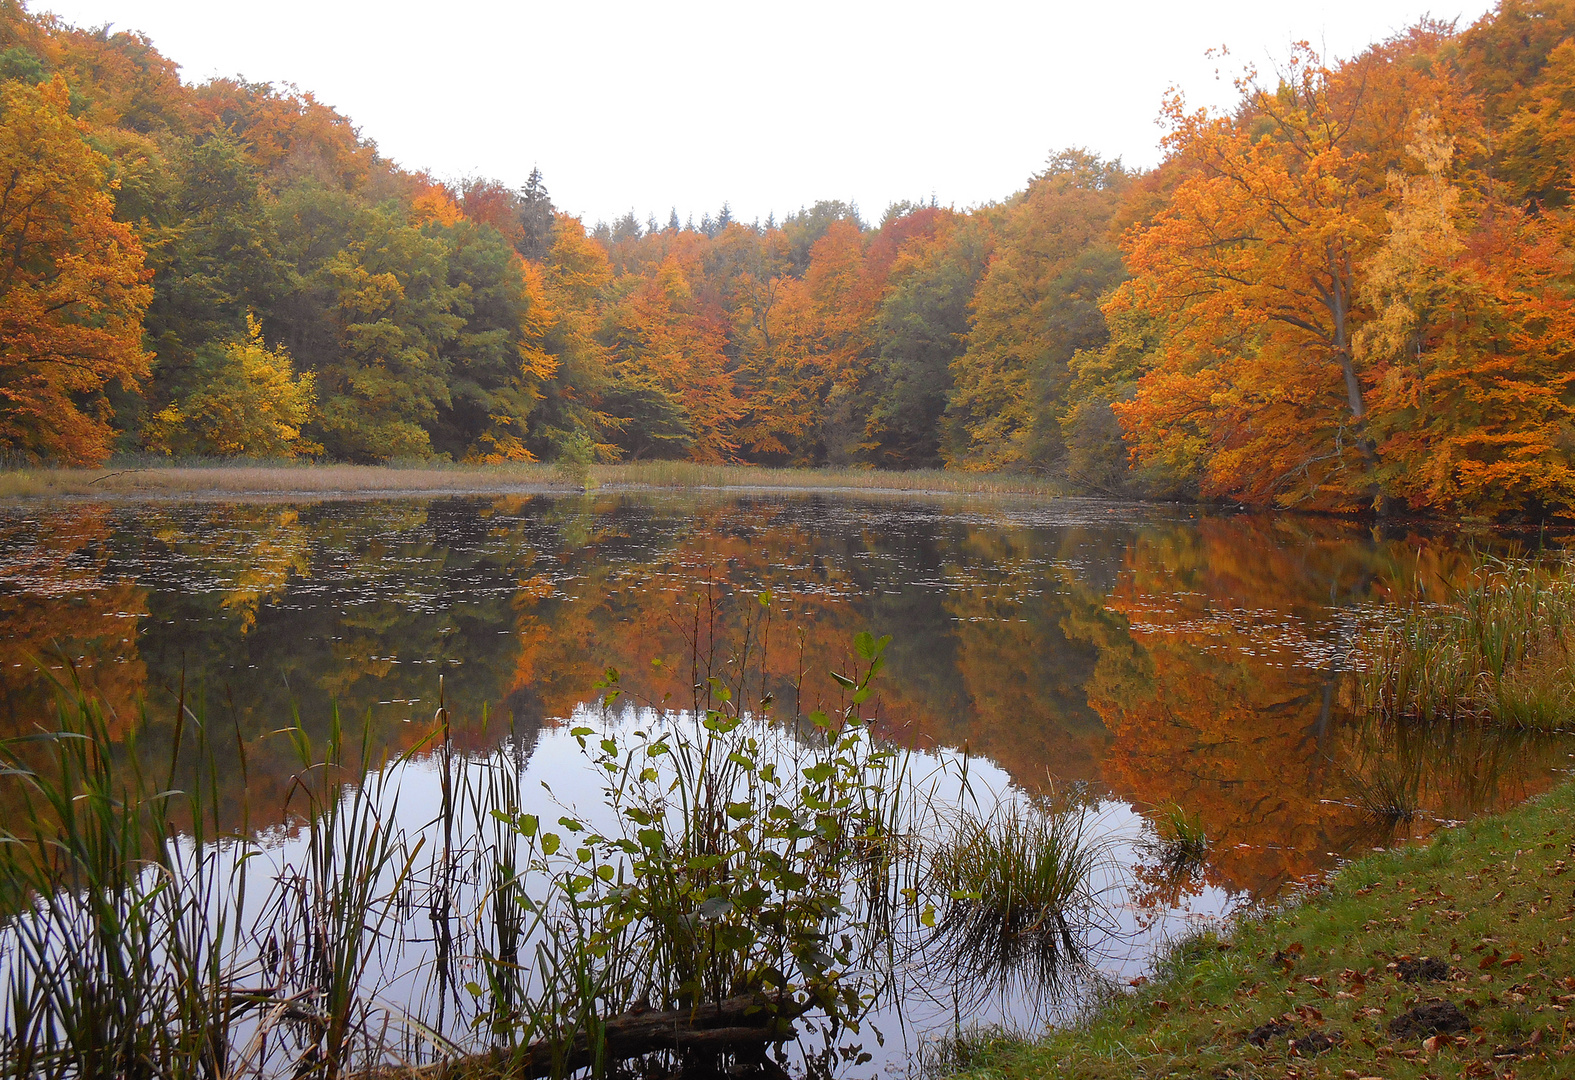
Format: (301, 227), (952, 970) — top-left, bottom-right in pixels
(0, 460), (1070, 500)
(948, 780), (1575, 1080)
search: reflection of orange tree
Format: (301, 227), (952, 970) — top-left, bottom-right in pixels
(494, 499), (1124, 798)
(934, 525), (1110, 789)
(499, 497), (878, 723)
(1074, 517), (1575, 901)
(0, 506), (148, 829)
(1077, 519), (1432, 899)
(0, 505), (147, 739)
(495, 497), (1017, 752)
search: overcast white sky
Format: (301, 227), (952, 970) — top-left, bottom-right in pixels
(39, 0), (1495, 227)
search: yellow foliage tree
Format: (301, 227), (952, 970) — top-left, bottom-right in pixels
(1356, 120), (1575, 512)
(146, 315), (318, 457)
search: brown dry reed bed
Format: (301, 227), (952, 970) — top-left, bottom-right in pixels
(0, 459), (1070, 501)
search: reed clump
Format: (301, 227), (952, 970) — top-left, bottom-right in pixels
(1147, 803), (1209, 872)
(1350, 554), (1575, 729)
(0, 680), (434, 1080)
(923, 798), (1108, 1000)
(0, 686), (248, 1079)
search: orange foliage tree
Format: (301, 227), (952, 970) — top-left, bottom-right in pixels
(1112, 36), (1473, 508)
(1356, 121), (1575, 512)
(0, 76), (151, 464)
(604, 255), (741, 461)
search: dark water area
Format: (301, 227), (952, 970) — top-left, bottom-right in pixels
(2, 491), (1571, 900)
(1, 491), (1571, 1070)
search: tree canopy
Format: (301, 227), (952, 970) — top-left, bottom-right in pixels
(1, 0), (1572, 517)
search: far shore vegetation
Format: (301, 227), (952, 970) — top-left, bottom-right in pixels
(2, 3), (1574, 520)
(0, 459), (1074, 499)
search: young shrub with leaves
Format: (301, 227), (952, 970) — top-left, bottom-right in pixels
(475, 612), (913, 1062)
(145, 315), (318, 458)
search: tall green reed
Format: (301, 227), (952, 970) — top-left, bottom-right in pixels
(0, 675), (437, 1079)
(1350, 554), (1575, 729)
(252, 708), (431, 1079)
(0, 678), (249, 1079)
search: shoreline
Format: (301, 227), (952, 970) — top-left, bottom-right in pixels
(946, 778), (1575, 1080)
(0, 462), (1078, 502)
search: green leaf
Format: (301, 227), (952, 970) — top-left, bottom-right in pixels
(854, 631), (876, 660)
(596, 864), (615, 881)
(920, 904), (937, 928)
(830, 671), (855, 690)
(541, 833), (560, 856)
(698, 896), (733, 919)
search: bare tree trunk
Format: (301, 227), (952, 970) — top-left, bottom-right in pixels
(383, 996), (806, 1080)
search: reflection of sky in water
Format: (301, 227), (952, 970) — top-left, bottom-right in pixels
(1, 493), (1572, 1074)
(218, 706), (1241, 1077)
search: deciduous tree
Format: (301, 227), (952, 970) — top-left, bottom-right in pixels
(0, 76), (150, 463)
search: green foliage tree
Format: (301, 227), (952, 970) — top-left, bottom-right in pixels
(946, 151), (1129, 473)
(865, 216), (991, 469)
(427, 218), (538, 462)
(268, 185), (459, 461)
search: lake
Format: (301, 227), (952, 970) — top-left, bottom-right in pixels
(1, 491), (1569, 1074)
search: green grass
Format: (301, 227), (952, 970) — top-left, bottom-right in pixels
(0, 459), (1071, 500)
(945, 780), (1575, 1080)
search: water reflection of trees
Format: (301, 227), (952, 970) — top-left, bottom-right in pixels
(0, 497), (1568, 899)
(1073, 517), (1573, 901)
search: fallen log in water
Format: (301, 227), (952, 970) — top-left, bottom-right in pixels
(384, 995), (807, 1079)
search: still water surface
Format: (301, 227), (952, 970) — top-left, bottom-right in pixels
(1, 491), (1570, 1071)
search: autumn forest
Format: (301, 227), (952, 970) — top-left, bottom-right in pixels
(4, 0), (1575, 516)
